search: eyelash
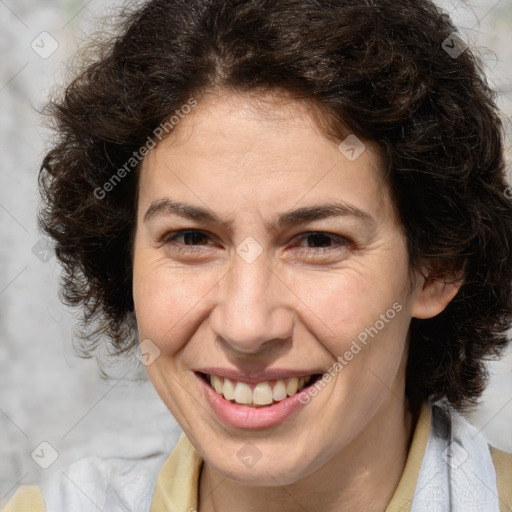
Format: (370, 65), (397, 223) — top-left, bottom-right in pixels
(159, 229), (350, 257)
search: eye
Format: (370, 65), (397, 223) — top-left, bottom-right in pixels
(290, 231), (351, 259)
(296, 232), (344, 248)
(160, 229), (215, 252)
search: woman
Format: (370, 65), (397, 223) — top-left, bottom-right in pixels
(4, 0), (512, 510)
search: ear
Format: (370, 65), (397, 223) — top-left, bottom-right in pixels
(410, 264), (463, 319)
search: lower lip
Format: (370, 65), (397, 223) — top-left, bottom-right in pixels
(198, 374), (312, 429)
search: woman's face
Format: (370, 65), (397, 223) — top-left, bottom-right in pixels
(132, 90), (443, 485)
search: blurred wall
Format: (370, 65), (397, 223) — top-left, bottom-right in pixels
(1, 0), (511, 504)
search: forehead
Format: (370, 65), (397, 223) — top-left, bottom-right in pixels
(137, 90), (397, 229)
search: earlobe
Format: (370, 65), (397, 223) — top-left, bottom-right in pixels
(411, 270), (463, 319)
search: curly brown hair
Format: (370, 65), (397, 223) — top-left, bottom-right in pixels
(39, 0), (512, 411)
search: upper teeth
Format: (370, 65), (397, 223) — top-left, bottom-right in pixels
(209, 375), (312, 406)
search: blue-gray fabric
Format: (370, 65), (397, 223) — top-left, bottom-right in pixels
(410, 400), (500, 512)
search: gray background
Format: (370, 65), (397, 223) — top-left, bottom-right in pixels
(1, 0), (511, 505)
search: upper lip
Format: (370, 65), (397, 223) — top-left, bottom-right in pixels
(195, 367), (323, 384)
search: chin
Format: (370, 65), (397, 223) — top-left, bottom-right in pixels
(205, 443), (324, 487)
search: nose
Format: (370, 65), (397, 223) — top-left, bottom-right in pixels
(209, 250), (294, 356)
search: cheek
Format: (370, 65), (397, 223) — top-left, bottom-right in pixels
(295, 262), (409, 348)
(132, 254), (219, 352)
(297, 262), (412, 400)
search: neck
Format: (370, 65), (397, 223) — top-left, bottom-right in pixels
(199, 394), (416, 512)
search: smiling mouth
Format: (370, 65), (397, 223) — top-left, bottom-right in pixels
(198, 372), (323, 407)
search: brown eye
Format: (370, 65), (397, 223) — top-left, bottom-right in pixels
(289, 231), (352, 263)
(168, 230), (210, 245)
(160, 229), (215, 253)
(296, 232), (349, 249)
(302, 233), (338, 248)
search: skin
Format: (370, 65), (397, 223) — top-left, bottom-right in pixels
(132, 89), (460, 512)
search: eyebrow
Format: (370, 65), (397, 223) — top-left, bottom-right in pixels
(143, 198), (375, 229)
